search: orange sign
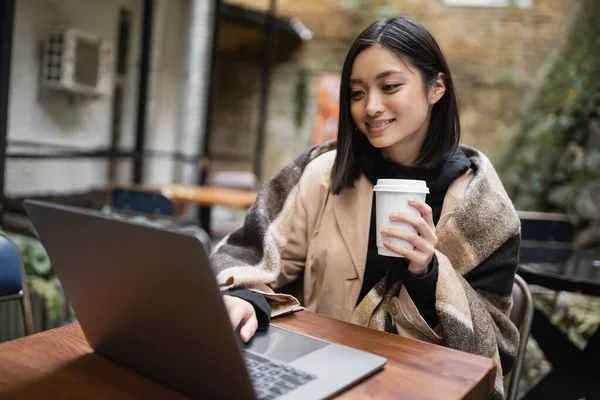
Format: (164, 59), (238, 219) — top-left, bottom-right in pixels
(312, 74), (341, 145)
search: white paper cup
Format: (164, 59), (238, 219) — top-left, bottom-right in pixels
(373, 179), (429, 257)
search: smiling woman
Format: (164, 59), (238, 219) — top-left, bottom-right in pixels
(349, 46), (445, 166)
(210, 16), (521, 400)
(333, 17), (460, 193)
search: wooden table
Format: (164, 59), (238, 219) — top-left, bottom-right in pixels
(113, 183), (257, 233)
(117, 184), (257, 209)
(0, 311), (495, 400)
(163, 184), (257, 209)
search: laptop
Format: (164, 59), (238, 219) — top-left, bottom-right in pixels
(24, 200), (386, 400)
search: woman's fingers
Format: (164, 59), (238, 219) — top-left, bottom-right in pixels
(223, 295), (258, 342)
(381, 237), (431, 267)
(383, 201), (438, 276)
(408, 199), (435, 230)
(389, 212), (437, 245)
(240, 313), (258, 342)
(381, 228), (435, 254)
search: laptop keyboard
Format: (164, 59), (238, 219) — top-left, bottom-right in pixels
(244, 351), (317, 399)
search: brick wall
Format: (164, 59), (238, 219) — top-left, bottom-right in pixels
(217, 0), (575, 180)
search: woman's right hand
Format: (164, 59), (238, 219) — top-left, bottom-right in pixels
(223, 295), (258, 342)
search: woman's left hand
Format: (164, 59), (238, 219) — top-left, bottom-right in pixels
(381, 199), (438, 277)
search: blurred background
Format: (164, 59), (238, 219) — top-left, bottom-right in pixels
(0, 1), (599, 399)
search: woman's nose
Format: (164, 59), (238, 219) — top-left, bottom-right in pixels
(365, 94), (384, 116)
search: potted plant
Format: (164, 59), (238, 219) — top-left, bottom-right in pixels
(7, 231), (67, 331)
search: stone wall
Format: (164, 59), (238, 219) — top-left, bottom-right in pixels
(501, 0), (600, 249)
(218, 0), (575, 181)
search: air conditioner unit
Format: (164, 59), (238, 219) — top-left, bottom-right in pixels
(41, 28), (114, 97)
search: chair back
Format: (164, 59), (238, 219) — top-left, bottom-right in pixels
(518, 211), (573, 264)
(507, 274), (534, 400)
(111, 188), (212, 254)
(112, 188), (174, 218)
(0, 234), (24, 296)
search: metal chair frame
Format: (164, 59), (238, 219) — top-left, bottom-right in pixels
(507, 274), (534, 400)
(0, 231), (35, 336)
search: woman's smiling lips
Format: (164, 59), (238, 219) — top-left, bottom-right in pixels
(365, 118), (395, 134)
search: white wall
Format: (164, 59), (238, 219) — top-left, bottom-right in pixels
(143, 0), (187, 185)
(7, 0), (141, 196)
(6, 0), (196, 196)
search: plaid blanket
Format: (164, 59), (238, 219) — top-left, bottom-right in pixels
(211, 141), (520, 399)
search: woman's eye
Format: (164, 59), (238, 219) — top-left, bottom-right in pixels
(383, 84), (401, 91)
(351, 90), (365, 99)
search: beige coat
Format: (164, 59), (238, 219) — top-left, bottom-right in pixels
(270, 150), (471, 343)
(211, 142), (519, 399)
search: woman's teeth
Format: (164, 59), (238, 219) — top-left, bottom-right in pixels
(369, 120), (393, 128)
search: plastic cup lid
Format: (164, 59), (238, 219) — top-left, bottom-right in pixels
(373, 179), (430, 194)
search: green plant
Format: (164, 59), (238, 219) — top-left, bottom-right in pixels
(499, 0), (600, 197)
(534, 291), (600, 350)
(9, 232), (65, 324)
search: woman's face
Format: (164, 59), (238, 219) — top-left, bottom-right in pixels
(349, 45), (442, 164)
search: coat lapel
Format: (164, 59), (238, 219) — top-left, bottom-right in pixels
(331, 175), (373, 281)
(329, 166), (474, 282)
(436, 169), (473, 232)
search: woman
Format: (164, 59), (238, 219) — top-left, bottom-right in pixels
(211, 17), (519, 399)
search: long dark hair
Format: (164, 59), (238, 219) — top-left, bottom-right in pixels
(331, 17), (460, 195)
